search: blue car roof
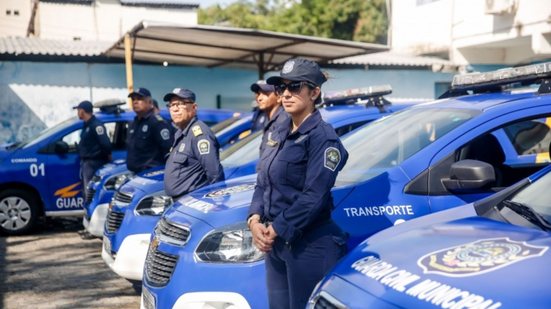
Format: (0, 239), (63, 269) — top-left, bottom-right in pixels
(415, 91), (538, 111)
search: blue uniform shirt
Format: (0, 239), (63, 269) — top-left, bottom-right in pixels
(249, 109), (348, 243)
(126, 111), (173, 173)
(258, 105), (289, 158)
(251, 108), (268, 133)
(78, 115), (112, 160)
(164, 117), (225, 198)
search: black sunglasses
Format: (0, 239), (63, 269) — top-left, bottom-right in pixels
(275, 81), (316, 96)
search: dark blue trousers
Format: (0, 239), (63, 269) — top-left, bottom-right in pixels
(80, 159), (106, 200)
(265, 222), (347, 309)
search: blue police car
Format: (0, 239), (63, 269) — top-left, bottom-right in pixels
(307, 164), (551, 309)
(83, 109), (243, 237)
(141, 62), (551, 309)
(104, 86), (418, 281)
(0, 101), (135, 235)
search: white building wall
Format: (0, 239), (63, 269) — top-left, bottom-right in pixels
(391, 0), (452, 55)
(0, 0), (32, 37)
(37, 0), (197, 41)
(391, 0), (551, 65)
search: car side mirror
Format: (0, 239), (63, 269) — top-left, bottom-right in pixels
(442, 159), (495, 193)
(54, 140), (69, 154)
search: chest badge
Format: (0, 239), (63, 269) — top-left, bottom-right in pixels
(178, 143), (186, 153)
(266, 132), (278, 147)
(324, 147), (341, 171)
(142, 124), (149, 133)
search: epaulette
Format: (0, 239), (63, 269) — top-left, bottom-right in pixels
(192, 125), (203, 137)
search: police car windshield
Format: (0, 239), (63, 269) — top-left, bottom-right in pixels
(509, 170), (551, 223)
(335, 108), (477, 186)
(221, 131), (263, 167)
(19, 117), (78, 149)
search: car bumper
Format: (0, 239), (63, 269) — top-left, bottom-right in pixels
(83, 203), (109, 237)
(141, 289), (251, 309)
(102, 233), (150, 281)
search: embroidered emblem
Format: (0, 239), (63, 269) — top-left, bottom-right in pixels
(418, 237), (548, 277)
(192, 125), (203, 137)
(198, 139), (210, 155)
(178, 143), (186, 153)
(142, 124), (148, 133)
(160, 128), (170, 140)
(324, 147), (341, 171)
(282, 60), (295, 74)
(95, 126), (104, 135)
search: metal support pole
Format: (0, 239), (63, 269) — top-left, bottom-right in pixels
(124, 33), (134, 108)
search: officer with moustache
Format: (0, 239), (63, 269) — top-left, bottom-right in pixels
(163, 88), (225, 199)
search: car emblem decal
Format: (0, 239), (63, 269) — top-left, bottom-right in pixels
(418, 237), (548, 277)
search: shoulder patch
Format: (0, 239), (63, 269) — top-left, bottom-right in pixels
(156, 115), (164, 121)
(95, 126), (105, 135)
(197, 139), (210, 155)
(192, 125), (203, 137)
(324, 147), (341, 171)
(160, 128), (171, 140)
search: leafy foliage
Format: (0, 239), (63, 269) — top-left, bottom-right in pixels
(198, 0), (388, 44)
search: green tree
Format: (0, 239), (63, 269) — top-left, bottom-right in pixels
(198, 0), (388, 44)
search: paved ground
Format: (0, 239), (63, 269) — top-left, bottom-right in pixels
(0, 218), (140, 309)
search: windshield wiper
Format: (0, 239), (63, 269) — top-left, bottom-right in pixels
(502, 200), (551, 231)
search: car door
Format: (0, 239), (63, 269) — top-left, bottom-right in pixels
(43, 120), (128, 213)
(424, 108), (551, 213)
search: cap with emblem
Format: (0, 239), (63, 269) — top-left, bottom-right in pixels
(250, 80), (275, 93)
(128, 87), (152, 98)
(266, 58), (327, 86)
(163, 88), (196, 102)
(72, 100), (93, 113)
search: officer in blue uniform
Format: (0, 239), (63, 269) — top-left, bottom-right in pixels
(73, 100), (112, 199)
(248, 58), (349, 309)
(249, 80), (288, 157)
(163, 88), (225, 199)
(126, 88), (173, 173)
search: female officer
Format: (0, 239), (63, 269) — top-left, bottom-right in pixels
(247, 58), (349, 309)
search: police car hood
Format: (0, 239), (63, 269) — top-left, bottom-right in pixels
(96, 160), (127, 178)
(172, 174), (257, 228)
(330, 216), (551, 308)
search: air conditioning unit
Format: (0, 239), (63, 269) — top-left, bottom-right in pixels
(485, 0), (518, 15)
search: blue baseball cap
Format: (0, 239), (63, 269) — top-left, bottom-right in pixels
(163, 88), (196, 102)
(72, 100), (93, 113)
(128, 87), (151, 98)
(266, 58), (327, 86)
(250, 80), (275, 93)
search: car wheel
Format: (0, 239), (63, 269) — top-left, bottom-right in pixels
(0, 189), (40, 235)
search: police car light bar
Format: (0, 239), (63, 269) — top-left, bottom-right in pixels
(452, 62), (551, 90)
(94, 98), (126, 108)
(322, 85), (392, 105)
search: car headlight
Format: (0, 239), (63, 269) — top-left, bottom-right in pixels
(195, 222), (264, 263)
(135, 192), (173, 216)
(104, 172), (134, 191)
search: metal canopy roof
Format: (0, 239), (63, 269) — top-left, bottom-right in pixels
(104, 21), (388, 78)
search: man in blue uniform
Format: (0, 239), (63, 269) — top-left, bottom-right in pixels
(248, 58), (349, 309)
(126, 88), (173, 173)
(163, 88), (225, 199)
(250, 80), (288, 157)
(74, 100), (112, 200)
